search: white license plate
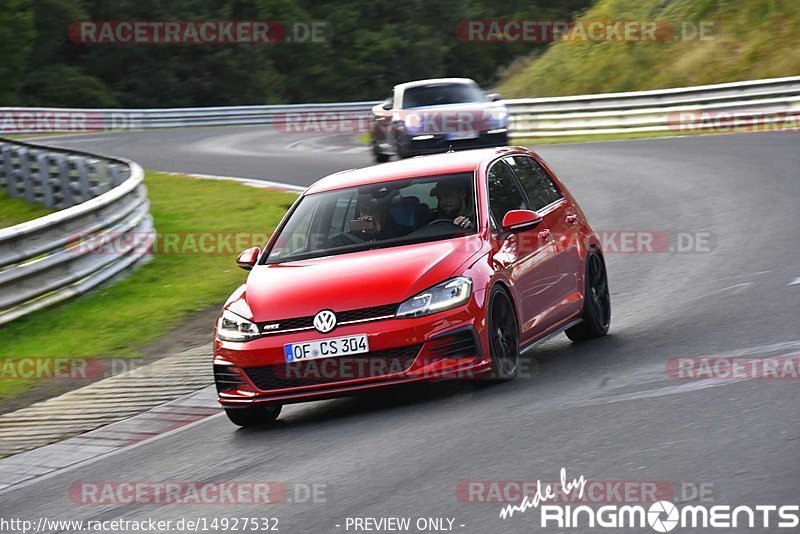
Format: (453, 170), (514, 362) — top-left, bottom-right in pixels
(284, 334), (369, 362)
(446, 131), (479, 141)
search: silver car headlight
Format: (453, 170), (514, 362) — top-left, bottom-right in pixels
(396, 277), (472, 318)
(217, 309), (260, 342)
(489, 107), (508, 125)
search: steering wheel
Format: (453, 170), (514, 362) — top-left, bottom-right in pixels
(427, 218), (459, 226)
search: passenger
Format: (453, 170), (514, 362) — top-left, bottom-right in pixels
(352, 194), (410, 240)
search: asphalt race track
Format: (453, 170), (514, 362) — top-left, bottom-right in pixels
(3, 128), (800, 533)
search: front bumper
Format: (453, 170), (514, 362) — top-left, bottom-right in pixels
(214, 293), (491, 407)
(398, 129), (508, 156)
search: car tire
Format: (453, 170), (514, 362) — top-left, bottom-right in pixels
(487, 287), (520, 380)
(395, 140), (410, 159)
(372, 140), (390, 163)
(566, 250), (611, 342)
(224, 404), (282, 427)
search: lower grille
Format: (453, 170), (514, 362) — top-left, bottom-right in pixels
(425, 329), (479, 359)
(244, 344), (422, 391)
(214, 364), (247, 392)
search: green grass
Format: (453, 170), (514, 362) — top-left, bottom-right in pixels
(497, 0), (800, 98)
(0, 189), (53, 228)
(0, 171), (295, 399)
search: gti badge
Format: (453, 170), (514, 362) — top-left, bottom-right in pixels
(313, 310), (337, 333)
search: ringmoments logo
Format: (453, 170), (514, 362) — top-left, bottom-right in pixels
(499, 468), (800, 531)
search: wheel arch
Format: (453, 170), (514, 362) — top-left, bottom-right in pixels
(488, 280), (522, 336)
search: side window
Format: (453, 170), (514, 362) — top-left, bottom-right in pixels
(507, 156), (563, 211)
(487, 161), (529, 225)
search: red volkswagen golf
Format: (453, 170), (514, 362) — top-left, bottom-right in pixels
(214, 147), (610, 426)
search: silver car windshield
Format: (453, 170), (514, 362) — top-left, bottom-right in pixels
(403, 84), (485, 109)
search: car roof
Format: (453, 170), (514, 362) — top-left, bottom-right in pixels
(305, 148), (520, 194)
(394, 78), (478, 92)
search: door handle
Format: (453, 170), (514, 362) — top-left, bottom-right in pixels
(538, 229), (551, 241)
(565, 214), (578, 224)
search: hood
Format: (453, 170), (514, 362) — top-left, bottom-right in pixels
(236, 236), (484, 322)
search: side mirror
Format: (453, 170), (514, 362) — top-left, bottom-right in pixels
(236, 247), (260, 271)
(486, 93), (502, 102)
(501, 210), (542, 233)
(381, 100), (393, 110)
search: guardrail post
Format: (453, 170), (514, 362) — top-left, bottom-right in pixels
(73, 157), (92, 203)
(109, 164), (126, 187)
(37, 152), (54, 208)
(25, 150), (42, 205)
(0, 144), (10, 194)
(13, 147), (29, 200)
(54, 154), (73, 208)
(87, 160), (109, 197)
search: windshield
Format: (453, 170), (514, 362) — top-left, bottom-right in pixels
(264, 173), (477, 264)
(402, 83), (485, 108)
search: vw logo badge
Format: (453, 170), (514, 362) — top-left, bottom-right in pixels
(313, 310), (337, 333)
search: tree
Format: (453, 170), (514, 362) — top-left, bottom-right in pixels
(0, 0), (36, 105)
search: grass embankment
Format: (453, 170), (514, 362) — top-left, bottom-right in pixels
(0, 172), (295, 399)
(0, 190), (53, 227)
(497, 0), (800, 98)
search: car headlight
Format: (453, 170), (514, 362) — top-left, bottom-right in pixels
(217, 309), (260, 342)
(489, 107), (508, 124)
(396, 277), (472, 318)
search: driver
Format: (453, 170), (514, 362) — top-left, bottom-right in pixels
(432, 181), (474, 229)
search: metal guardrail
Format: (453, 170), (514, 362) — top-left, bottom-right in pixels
(1, 76), (799, 138)
(0, 138), (153, 325)
(505, 75), (800, 137)
(0, 102), (380, 131)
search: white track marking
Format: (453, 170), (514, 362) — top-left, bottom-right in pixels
(166, 171), (306, 193)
